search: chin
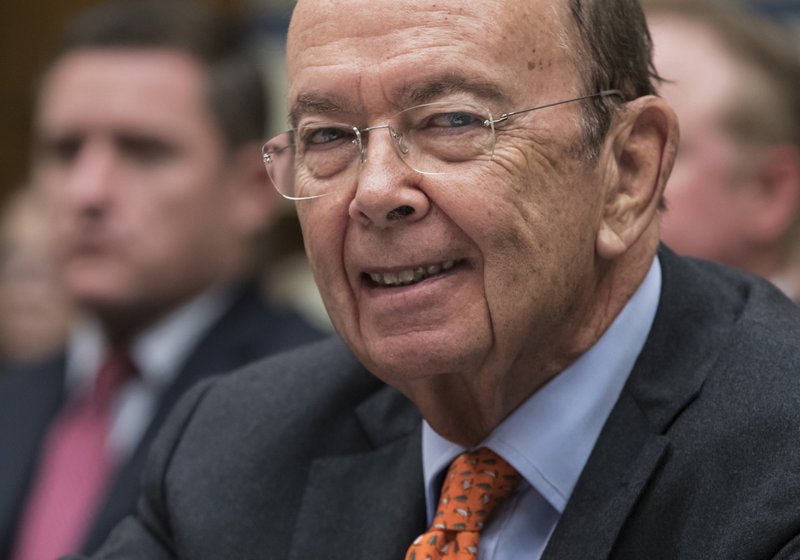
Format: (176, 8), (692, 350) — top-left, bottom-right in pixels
(359, 330), (489, 386)
(66, 274), (132, 313)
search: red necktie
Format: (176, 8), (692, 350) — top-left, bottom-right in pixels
(405, 447), (522, 560)
(12, 350), (136, 560)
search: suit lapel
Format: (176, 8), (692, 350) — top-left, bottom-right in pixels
(0, 356), (65, 556)
(83, 286), (278, 552)
(289, 384), (426, 560)
(545, 247), (739, 557)
(542, 391), (669, 559)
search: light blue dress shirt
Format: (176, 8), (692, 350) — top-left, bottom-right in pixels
(421, 256), (662, 559)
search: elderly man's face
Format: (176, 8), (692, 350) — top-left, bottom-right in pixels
(289, 0), (608, 390)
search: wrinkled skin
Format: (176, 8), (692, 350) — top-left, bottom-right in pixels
(288, 0), (676, 443)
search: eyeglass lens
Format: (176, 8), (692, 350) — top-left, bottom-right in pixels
(262, 102), (495, 200)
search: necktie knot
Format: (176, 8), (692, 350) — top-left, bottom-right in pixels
(434, 448), (521, 531)
(88, 349), (137, 410)
(406, 448), (521, 560)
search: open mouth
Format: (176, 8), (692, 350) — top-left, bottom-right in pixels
(365, 259), (462, 288)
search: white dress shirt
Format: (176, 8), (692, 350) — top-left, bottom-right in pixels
(64, 287), (233, 461)
(422, 256), (662, 559)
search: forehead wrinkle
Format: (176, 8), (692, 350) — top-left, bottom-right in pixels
(289, 75), (511, 129)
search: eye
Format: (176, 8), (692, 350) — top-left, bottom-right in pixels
(38, 135), (83, 165)
(118, 135), (177, 165)
(425, 111), (483, 129)
(301, 125), (356, 150)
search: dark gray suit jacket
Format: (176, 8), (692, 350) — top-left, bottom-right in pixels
(0, 284), (323, 559)
(77, 249), (800, 559)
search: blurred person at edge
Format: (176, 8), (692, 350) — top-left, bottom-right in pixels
(64, 0), (800, 558)
(0, 1), (323, 558)
(0, 187), (73, 366)
(645, 0), (800, 300)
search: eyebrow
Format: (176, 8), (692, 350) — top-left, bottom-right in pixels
(399, 75), (509, 107)
(289, 74), (510, 127)
(289, 92), (358, 128)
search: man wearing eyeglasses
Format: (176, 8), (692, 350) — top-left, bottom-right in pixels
(75, 0), (800, 558)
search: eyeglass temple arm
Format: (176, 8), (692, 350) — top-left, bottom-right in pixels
(487, 89), (625, 126)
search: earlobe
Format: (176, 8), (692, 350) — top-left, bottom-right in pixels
(596, 95), (679, 260)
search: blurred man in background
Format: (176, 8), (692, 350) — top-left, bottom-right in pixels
(645, 0), (800, 300)
(0, 186), (73, 366)
(0, 1), (322, 558)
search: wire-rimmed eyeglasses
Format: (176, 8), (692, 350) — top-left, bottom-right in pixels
(262, 89), (624, 200)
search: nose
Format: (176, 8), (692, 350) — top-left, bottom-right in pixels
(63, 140), (116, 214)
(348, 128), (430, 227)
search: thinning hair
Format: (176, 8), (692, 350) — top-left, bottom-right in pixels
(49, 0), (268, 149)
(565, 0), (663, 157)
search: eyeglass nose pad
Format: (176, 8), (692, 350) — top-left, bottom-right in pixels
(352, 128), (366, 165)
(390, 127), (410, 156)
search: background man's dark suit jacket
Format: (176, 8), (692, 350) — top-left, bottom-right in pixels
(76, 249), (800, 559)
(0, 284), (323, 559)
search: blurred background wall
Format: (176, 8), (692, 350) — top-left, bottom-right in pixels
(756, 0), (800, 39)
(0, 0), (798, 205)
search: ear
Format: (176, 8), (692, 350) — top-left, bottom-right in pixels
(741, 145), (800, 244)
(223, 141), (279, 238)
(596, 95), (679, 259)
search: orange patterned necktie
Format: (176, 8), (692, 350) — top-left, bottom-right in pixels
(405, 447), (522, 560)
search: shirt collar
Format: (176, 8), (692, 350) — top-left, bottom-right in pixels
(422, 256), (662, 519)
(65, 286), (234, 393)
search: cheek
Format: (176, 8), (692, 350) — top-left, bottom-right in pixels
(299, 199), (334, 265)
(476, 138), (598, 257)
(456, 150), (598, 347)
(664, 142), (744, 245)
(667, 158), (726, 210)
(478, 205), (592, 312)
(132, 186), (201, 240)
(37, 170), (74, 229)
(298, 198), (352, 312)
(670, 128), (741, 200)
(302, 220), (334, 289)
(127, 170), (227, 259)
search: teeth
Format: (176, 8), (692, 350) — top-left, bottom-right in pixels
(368, 260), (459, 287)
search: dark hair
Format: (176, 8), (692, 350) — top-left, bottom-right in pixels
(50, 0), (267, 148)
(567, 0), (662, 156)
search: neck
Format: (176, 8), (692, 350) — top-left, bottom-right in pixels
(92, 287), (213, 347)
(407, 246), (656, 447)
